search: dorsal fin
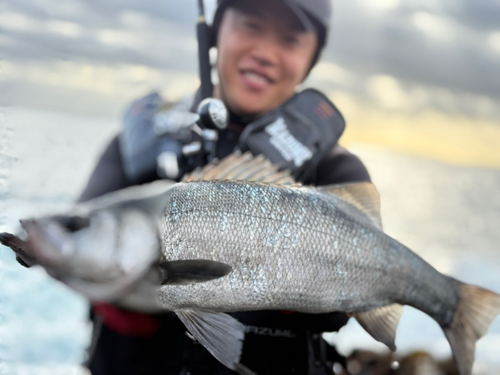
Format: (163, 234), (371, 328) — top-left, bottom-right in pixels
(318, 182), (383, 230)
(182, 151), (297, 186)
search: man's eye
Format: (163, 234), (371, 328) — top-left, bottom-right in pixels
(283, 35), (300, 47)
(245, 21), (261, 31)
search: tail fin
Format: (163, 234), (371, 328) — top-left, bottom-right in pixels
(443, 283), (500, 375)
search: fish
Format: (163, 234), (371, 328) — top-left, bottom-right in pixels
(0, 153), (295, 309)
(1, 152), (499, 375)
(0, 180), (178, 308)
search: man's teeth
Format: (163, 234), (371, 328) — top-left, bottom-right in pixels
(243, 71), (270, 85)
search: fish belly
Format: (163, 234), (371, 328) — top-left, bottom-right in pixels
(159, 181), (458, 325)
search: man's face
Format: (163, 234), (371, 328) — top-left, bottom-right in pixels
(216, 0), (319, 118)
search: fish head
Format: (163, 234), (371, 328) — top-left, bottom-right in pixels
(20, 206), (160, 282)
(20, 215), (88, 268)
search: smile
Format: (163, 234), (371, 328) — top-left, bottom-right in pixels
(240, 70), (275, 89)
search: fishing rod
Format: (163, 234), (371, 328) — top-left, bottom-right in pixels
(194, 0), (228, 162)
(197, 0), (214, 100)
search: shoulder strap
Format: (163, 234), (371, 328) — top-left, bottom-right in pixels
(238, 89), (345, 182)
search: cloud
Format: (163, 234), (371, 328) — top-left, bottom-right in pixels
(473, 95), (496, 117)
(0, 7), (197, 74)
(0, 10), (83, 39)
(31, 0), (89, 18)
(367, 75), (407, 110)
(0, 33), (16, 46)
(434, 88), (458, 112)
(341, 106), (500, 169)
(360, 73), (500, 120)
(96, 29), (144, 48)
(310, 62), (355, 85)
(45, 19), (82, 38)
(411, 12), (456, 42)
(489, 32), (500, 54)
(1, 0), (499, 121)
(0, 11), (38, 32)
(326, 0), (500, 101)
(453, 0), (500, 32)
(79, 0), (196, 29)
(0, 58), (201, 117)
(365, 75), (430, 112)
(119, 11), (150, 29)
(327, 91), (362, 121)
(1, 59), (199, 100)
(361, 0), (400, 13)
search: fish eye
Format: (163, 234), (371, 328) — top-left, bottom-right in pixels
(55, 215), (90, 233)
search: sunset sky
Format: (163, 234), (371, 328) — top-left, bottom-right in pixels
(1, 0), (499, 167)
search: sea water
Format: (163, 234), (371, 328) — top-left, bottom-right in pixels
(328, 146), (500, 375)
(0, 106), (119, 375)
(0, 107), (499, 374)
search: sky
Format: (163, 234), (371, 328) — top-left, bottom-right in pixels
(1, 2), (499, 370)
(0, 0), (499, 166)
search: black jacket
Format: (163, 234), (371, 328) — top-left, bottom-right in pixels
(81, 98), (371, 375)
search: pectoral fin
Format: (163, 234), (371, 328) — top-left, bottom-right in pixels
(176, 309), (245, 371)
(159, 259), (232, 285)
(349, 304), (403, 351)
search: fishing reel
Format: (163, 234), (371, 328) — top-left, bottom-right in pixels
(176, 97), (229, 160)
(191, 98), (229, 160)
(154, 0), (228, 179)
(154, 97), (229, 179)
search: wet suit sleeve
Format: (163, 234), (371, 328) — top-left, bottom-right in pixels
(77, 135), (130, 203)
(314, 143), (371, 186)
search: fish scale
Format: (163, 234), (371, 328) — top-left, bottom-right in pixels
(160, 180), (458, 320)
(4, 152), (500, 374)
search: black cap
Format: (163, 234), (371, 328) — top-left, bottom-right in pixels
(281, 0), (332, 33)
(213, 0), (332, 50)
(212, 0), (332, 69)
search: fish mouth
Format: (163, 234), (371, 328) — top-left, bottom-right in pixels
(20, 218), (74, 267)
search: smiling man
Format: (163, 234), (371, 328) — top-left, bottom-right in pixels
(79, 0), (371, 374)
(215, 0), (319, 117)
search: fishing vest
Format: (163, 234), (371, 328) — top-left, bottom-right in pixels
(120, 89), (345, 183)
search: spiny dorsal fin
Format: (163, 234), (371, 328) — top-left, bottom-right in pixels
(182, 152), (250, 182)
(182, 151), (296, 185)
(318, 182), (382, 230)
(349, 304), (403, 351)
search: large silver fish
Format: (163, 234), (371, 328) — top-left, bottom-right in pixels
(1, 153), (499, 375)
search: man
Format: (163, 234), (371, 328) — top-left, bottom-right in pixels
(80, 0), (371, 374)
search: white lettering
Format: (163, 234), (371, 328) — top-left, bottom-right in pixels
(244, 325), (297, 338)
(265, 118), (312, 167)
